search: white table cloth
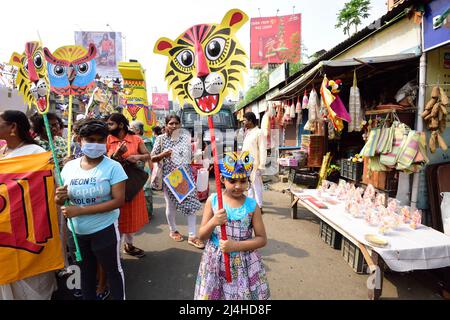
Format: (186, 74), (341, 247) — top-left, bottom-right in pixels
(292, 189), (450, 272)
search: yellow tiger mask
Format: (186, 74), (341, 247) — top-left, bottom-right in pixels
(154, 9), (248, 116)
(10, 41), (50, 114)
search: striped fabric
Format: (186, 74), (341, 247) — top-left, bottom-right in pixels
(119, 190), (149, 234)
(380, 123), (407, 167)
(360, 127), (381, 157)
(396, 131), (420, 170)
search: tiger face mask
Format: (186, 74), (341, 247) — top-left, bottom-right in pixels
(10, 42), (50, 114)
(154, 9), (248, 116)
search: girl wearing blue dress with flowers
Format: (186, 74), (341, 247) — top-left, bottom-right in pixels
(194, 152), (270, 300)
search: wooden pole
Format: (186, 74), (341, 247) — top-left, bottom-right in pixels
(208, 116), (232, 283)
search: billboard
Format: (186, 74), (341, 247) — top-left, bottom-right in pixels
(75, 31), (123, 78)
(250, 14), (301, 69)
(152, 93), (169, 110)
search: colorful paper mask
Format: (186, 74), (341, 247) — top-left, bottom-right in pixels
(10, 41), (50, 114)
(219, 151), (254, 179)
(154, 9), (248, 116)
(43, 44), (97, 95)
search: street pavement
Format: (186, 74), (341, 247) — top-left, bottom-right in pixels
(121, 180), (443, 300)
(54, 179), (444, 300)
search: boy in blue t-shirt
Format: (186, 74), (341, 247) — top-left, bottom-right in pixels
(56, 119), (127, 300)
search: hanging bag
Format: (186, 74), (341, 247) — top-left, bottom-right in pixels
(123, 161), (150, 202)
(375, 113), (394, 154)
(360, 126), (381, 157)
(396, 130), (420, 171)
(380, 122), (409, 167)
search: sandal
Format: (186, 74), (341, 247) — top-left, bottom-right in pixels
(123, 244), (146, 258)
(188, 237), (205, 249)
(169, 231), (184, 242)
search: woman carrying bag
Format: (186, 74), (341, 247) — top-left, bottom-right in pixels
(106, 113), (150, 258)
(151, 114), (204, 249)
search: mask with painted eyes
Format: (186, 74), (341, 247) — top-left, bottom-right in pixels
(10, 41), (50, 114)
(43, 44), (97, 96)
(154, 9), (248, 116)
(219, 151), (254, 179)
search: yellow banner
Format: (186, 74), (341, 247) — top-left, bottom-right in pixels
(0, 151), (63, 285)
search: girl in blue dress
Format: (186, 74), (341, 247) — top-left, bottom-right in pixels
(194, 152), (270, 300)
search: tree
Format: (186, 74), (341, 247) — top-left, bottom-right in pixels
(236, 71), (269, 110)
(336, 0), (371, 36)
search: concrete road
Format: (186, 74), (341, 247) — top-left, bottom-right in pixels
(122, 183), (443, 300)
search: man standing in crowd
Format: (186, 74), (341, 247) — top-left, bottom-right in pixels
(242, 112), (267, 214)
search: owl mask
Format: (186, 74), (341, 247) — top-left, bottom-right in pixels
(154, 9), (248, 116)
(219, 151), (254, 179)
(10, 41), (50, 114)
(43, 44), (97, 96)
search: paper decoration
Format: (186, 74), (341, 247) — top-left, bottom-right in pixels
(219, 151), (254, 179)
(10, 41), (50, 114)
(118, 61), (154, 137)
(154, 9), (248, 116)
(320, 75), (351, 133)
(44, 44), (97, 96)
(163, 167), (196, 203)
(0, 152), (64, 284)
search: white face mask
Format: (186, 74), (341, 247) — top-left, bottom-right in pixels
(81, 143), (106, 159)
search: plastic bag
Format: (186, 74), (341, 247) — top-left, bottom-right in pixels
(196, 168), (209, 192)
(441, 192), (450, 236)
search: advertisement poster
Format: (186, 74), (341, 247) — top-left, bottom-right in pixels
(75, 31), (123, 78)
(250, 14), (301, 68)
(152, 93), (169, 110)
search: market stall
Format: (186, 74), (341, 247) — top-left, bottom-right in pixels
(290, 183), (450, 300)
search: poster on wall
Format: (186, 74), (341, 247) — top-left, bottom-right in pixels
(250, 14), (301, 69)
(75, 31), (123, 78)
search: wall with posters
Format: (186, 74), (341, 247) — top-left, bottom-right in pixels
(75, 31), (123, 79)
(250, 14), (301, 69)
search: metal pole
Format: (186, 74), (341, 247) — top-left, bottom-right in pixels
(410, 52), (426, 210)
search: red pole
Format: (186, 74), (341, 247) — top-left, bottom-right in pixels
(208, 116), (232, 283)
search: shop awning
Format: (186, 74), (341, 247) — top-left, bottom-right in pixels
(268, 53), (420, 101)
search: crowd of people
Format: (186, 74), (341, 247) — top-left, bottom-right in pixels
(0, 109), (270, 300)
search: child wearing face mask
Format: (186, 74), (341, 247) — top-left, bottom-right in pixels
(194, 152), (271, 300)
(55, 119), (128, 300)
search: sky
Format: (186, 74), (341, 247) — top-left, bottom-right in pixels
(0, 0), (388, 100)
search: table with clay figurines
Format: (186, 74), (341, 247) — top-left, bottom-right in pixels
(289, 180), (450, 300)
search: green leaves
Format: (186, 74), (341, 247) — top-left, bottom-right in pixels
(336, 0), (372, 36)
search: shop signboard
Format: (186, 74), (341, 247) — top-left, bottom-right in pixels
(269, 63), (288, 89)
(250, 14), (301, 69)
(75, 31), (123, 78)
(423, 0), (450, 52)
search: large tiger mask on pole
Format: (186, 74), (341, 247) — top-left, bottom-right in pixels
(10, 41), (50, 114)
(153, 9), (248, 116)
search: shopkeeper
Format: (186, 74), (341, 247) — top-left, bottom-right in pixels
(242, 112), (267, 214)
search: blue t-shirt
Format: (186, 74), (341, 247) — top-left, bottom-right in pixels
(61, 156), (128, 235)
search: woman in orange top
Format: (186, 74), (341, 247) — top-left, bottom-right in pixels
(106, 113), (150, 258)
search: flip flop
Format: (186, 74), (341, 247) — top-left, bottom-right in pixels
(188, 238), (205, 249)
(170, 231), (184, 242)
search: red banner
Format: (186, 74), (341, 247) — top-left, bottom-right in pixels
(250, 14), (301, 69)
(152, 93), (169, 110)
